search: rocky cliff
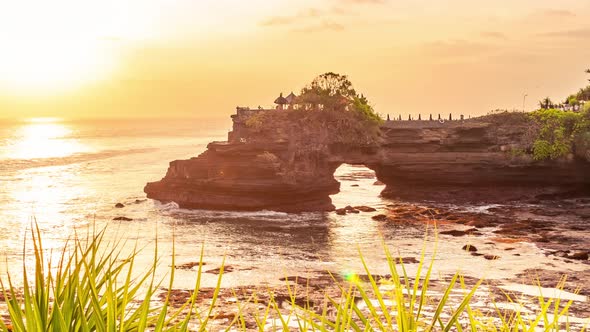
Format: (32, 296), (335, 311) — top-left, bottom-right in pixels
(145, 111), (590, 212)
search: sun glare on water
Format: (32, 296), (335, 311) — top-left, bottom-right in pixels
(6, 118), (88, 160)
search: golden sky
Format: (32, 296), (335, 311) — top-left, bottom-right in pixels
(0, 0), (589, 120)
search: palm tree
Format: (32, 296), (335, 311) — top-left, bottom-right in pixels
(539, 97), (553, 109)
(586, 68), (590, 82)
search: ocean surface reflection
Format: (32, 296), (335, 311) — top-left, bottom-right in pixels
(2, 118), (88, 160)
(0, 118), (563, 290)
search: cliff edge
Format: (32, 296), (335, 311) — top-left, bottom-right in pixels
(144, 110), (590, 212)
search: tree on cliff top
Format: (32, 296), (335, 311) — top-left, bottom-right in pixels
(246, 73), (383, 148)
(297, 72), (383, 124)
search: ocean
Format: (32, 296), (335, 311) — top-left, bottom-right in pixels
(0, 117), (560, 289)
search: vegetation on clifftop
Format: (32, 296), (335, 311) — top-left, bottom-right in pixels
(492, 69), (590, 162)
(246, 73), (383, 151)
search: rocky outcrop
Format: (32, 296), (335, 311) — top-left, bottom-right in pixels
(145, 112), (590, 212)
(145, 141), (340, 211)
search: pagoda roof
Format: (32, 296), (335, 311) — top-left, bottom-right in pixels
(285, 92), (297, 104)
(274, 93), (288, 105)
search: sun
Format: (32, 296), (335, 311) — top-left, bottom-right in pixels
(0, 38), (117, 94)
(0, 0), (144, 95)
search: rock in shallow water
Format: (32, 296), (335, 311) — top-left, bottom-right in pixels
(371, 214), (388, 221)
(568, 251), (589, 261)
(462, 244), (478, 252)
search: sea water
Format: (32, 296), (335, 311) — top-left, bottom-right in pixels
(0, 117), (571, 289)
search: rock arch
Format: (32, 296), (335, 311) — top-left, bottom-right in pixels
(145, 113), (590, 212)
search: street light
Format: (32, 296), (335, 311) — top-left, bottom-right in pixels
(522, 93), (528, 112)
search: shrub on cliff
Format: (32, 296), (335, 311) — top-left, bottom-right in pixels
(531, 108), (584, 160)
(246, 73), (383, 150)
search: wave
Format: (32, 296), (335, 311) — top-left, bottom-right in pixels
(154, 201), (322, 223)
(0, 148), (159, 173)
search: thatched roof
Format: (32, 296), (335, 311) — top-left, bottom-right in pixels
(285, 92), (297, 104)
(274, 93), (288, 105)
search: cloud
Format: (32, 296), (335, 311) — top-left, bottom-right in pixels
(480, 31), (508, 40)
(340, 0), (386, 4)
(259, 8), (328, 27)
(259, 6), (352, 32)
(420, 40), (492, 59)
(540, 9), (576, 18)
(536, 28), (590, 39)
(260, 16), (296, 26)
(292, 21), (345, 33)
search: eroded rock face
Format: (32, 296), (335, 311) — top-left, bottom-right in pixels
(145, 113), (590, 212)
(145, 141), (340, 212)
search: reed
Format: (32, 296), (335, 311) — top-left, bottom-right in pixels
(0, 225), (586, 331)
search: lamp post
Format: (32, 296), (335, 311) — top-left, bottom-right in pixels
(522, 93), (528, 112)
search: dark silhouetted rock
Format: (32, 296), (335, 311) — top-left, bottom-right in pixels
(205, 265), (235, 274)
(568, 251), (589, 260)
(115, 203), (125, 208)
(462, 245), (478, 252)
(440, 228), (478, 237)
(372, 214), (388, 221)
(355, 206), (377, 212)
(113, 216), (133, 221)
(484, 254), (500, 260)
(176, 262), (206, 270)
(335, 208), (347, 215)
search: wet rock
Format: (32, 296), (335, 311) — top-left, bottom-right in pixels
(573, 208), (590, 219)
(466, 220), (490, 228)
(335, 208), (347, 215)
(373, 180), (385, 186)
(462, 244), (478, 252)
(279, 276), (310, 285)
(398, 257), (419, 264)
(471, 253), (484, 257)
(440, 228), (478, 237)
(484, 254), (500, 260)
(134, 199), (147, 204)
(210, 311), (236, 320)
(371, 214), (388, 221)
(176, 262), (206, 270)
(351, 184), (360, 187)
(115, 203), (125, 208)
(354, 206), (377, 212)
(568, 251), (589, 261)
(205, 266), (235, 274)
(113, 216), (133, 221)
(342, 206), (360, 213)
(530, 208), (562, 217)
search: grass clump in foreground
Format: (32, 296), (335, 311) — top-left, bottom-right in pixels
(0, 226), (587, 331)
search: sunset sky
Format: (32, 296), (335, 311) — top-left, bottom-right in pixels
(0, 0), (589, 120)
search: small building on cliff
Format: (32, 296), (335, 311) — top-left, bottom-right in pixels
(274, 93), (288, 110)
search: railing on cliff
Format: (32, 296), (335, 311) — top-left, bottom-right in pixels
(382, 118), (484, 129)
(228, 108), (491, 142)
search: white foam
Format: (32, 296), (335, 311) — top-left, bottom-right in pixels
(500, 284), (587, 302)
